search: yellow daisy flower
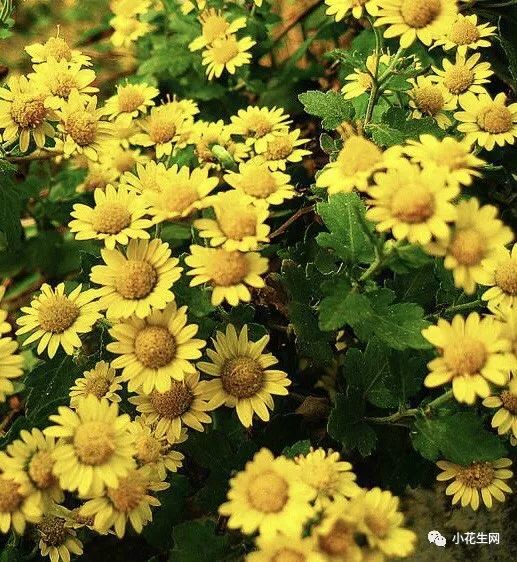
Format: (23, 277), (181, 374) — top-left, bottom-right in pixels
(90, 238), (182, 319)
(37, 514), (83, 562)
(436, 457), (513, 510)
(375, 0), (457, 48)
(0, 75), (56, 153)
(0, 472), (42, 534)
(481, 243), (517, 312)
(76, 161), (119, 193)
(16, 283), (101, 359)
(219, 448), (315, 538)
(202, 35), (256, 80)
(225, 159), (296, 205)
(25, 34), (91, 67)
(247, 534), (325, 562)
(107, 303), (205, 393)
(425, 198), (514, 294)
(111, 113), (140, 148)
(102, 145), (150, 177)
(110, 0), (152, 17)
(230, 106), (291, 146)
(69, 184), (152, 249)
(194, 191), (270, 251)
(325, 0), (379, 20)
(79, 467), (168, 538)
(103, 82), (159, 119)
(455, 92), (517, 150)
(110, 16), (153, 48)
(422, 312), (512, 404)
(143, 165), (219, 223)
(198, 324), (291, 427)
(0, 337), (24, 403)
(366, 159), (458, 245)
(255, 129), (311, 171)
(408, 75), (456, 129)
(44, 395), (135, 497)
(341, 54), (391, 100)
(121, 160), (170, 193)
(185, 246), (268, 306)
(129, 371), (212, 442)
(403, 134), (484, 188)
(189, 9), (247, 51)
(483, 376), (517, 440)
(433, 14), (496, 55)
(69, 361), (123, 407)
(0, 286), (10, 335)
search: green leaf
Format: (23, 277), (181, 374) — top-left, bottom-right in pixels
(282, 440), (311, 458)
(169, 519), (231, 562)
(318, 277), (352, 331)
(299, 90), (354, 129)
(0, 170), (23, 249)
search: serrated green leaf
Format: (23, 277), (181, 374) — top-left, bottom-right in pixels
(319, 277), (352, 331)
(169, 519), (231, 562)
(299, 90), (354, 129)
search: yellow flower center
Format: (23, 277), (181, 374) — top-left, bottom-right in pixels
(208, 250), (249, 286)
(38, 516), (68, 547)
(221, 356), (264, 398)
(113, 151), (137, 174)
(263, 136), (294, 161)
(495, 258), (517, 296)
(107, 472), (147, 512)
(448, 19), (480, 45)
(357, 71), (374, 90)
(136, 434), (162, 464)
(247, 470), (289, 513)
(364, 514), (390, 538)
(401, 0), (440, 28)
(431, 143), (468, 170)
(0, 476), (23, 513)
(134, 326), (177, 369)
(118, 85), (146, 113)
(65, 110), (98, 146)
(443, 337), (487, 375)
(500, 390), (517, 415)
(412, 84), (444, 116)
(318, 519), (358, 556)
(338, 136), (382, 176)
(240, 170), (278, 198)
(163, 184), (199, 214)
(443, 64), (474, 95)
(477, 103), (513, 134)
(246, 115), (274, 138)
(82, 375), (112, 399)
(450, 228), (486, 266)
(202, 14), (230, 42)
(83, 169), (113, 192)
(44, 37), (72, 61)
(210, 36), (240, 64)
(51, 73), (79, 99)
(115, 259), (158, 299)
(149, 383), (195, 419)
(73, 421), (115, 465)
(456, 462), (495, 489)
(149, 115), (177, 144)
(217, 208), (257, 240)
(92, 201), (131, 234)
(10, 94), (48, 128)
(391, 185), (435, 223)
(272, 549), (306, 562)
(38, 296), (80, 333)
(28, 451), (57, 489)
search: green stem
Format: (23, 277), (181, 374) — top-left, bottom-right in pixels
(363, 16), (383, 127)
(423, 390), (454, 414)
(378, 46), (405, 83)
(154, 222), (162, 239)
(358, 241), (401, 282)
(442, 300), (484, 316)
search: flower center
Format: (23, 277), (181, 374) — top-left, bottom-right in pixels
(163, 184), (199, 214)
(221, 356), (264, 398)
(240, 171), (277, 198)
(38, 296), (80, 333)
(115, 259), (158, 299)
(118, 85), (146, 113)
(413, 85), (444, 115)
(134, 326), (177, 369)
(218, 209), (257, 240)
(500, 390), (517, 415)
(44, 37), (72, 61)
(10, 94), (47, 128)
(477, 103), (513, 134)
(272, 549), (306, 562)
(495, 259), (517, 295)
(211, 36), (240, 63)
(450, 228), (486, 266)
(83, 375), (111, 399)
(51, 73), (78, 99)
(38, 516), (68, 547)
(357, 72), (374, 90)
(364, 514), (390, 538)
(247, 115), (273, 138)
(391, 185), (435, 223)
(443, 65), (474, 95)
(92, 201), (131, 234)
(247, 470), (289, 513)
(0, 476), (23, 513)
(73, 421), (115, 465)
(456, 462), (495, 489)
(449, 20), (480, 45)
(65, 110), (98, 146)
(28, 451), (57, 489)
(432, 144), (468, 170)
(401, 0), (440, 28)
(149, 116), (177, 144)
(208, 250), (249, 286)
(263, 136), (294, 161)
(319, 520), (358, 556)
(107, 472), (147, 512)
(149, 384), (194, 418)
(113, 152), (137, 174)
(338, 136), (382, 176)
(136, 435), (162, 463)
(203, 15), (229, 42)
(443, 337), (487, 375)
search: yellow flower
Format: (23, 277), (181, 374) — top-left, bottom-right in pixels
(56, 91), (113, 161)
(79, 467), (168, 538)
(194, 191), (270, 251)
(247, 534), (326, 562)
(37, 515), (83, 562)
(422, 312), (512, 404)
(198, 325), (290, 427)
(44, 395), (135, 497)
(325, 0), (379, 20)
(90, 238), (182, 319)
(76, 161), (119, 193)
(316, 136), (401, 193)
(408, 75), (455, 129)
(483, 376), (517, 440)
(143, 165), (219, 222)
(202, 35), (256, 80)
(294, 448), (360, 506)
(342, 54), (391, 99)
(180, 0), (206, 14)
(366, 159), (458, 245)
(25, 34), (91, 67)
(110, 0), (152, 17)
(101, 146), (150, 177)
(0, 472), (42, 534)
(375, 0), (457, 48)
(0, 75), (56, 152)
(403, 134), (484, 188)
(219, 448), (315, 538)
(436, 457), (513, 510)
(121, 160), (171, 193)
(230, 106), (291, 146)
(425, 198), (514, 294)
(432, 52), (493, 107)
(0, 286), (9, 335)
(110, 16), (153, 48)
(255, 129), (311, 171)
(107, 303), (205, 393)
(103, 82), (159, 119)
(189, 9), (247, 51)
(433, 14), (496, 55)
(28, 57), (98, 110)
(130, 371), (212, 442)
(455, 92), (517, 150)
(185, 246), (268, 306)
(16, 283), (101, 359)
(69, 361), (123, 407)
(481, 243), (517, 312)
(0, 337), (23, 403)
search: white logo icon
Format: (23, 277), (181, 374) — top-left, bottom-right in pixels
(428, 531), (447, 547)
